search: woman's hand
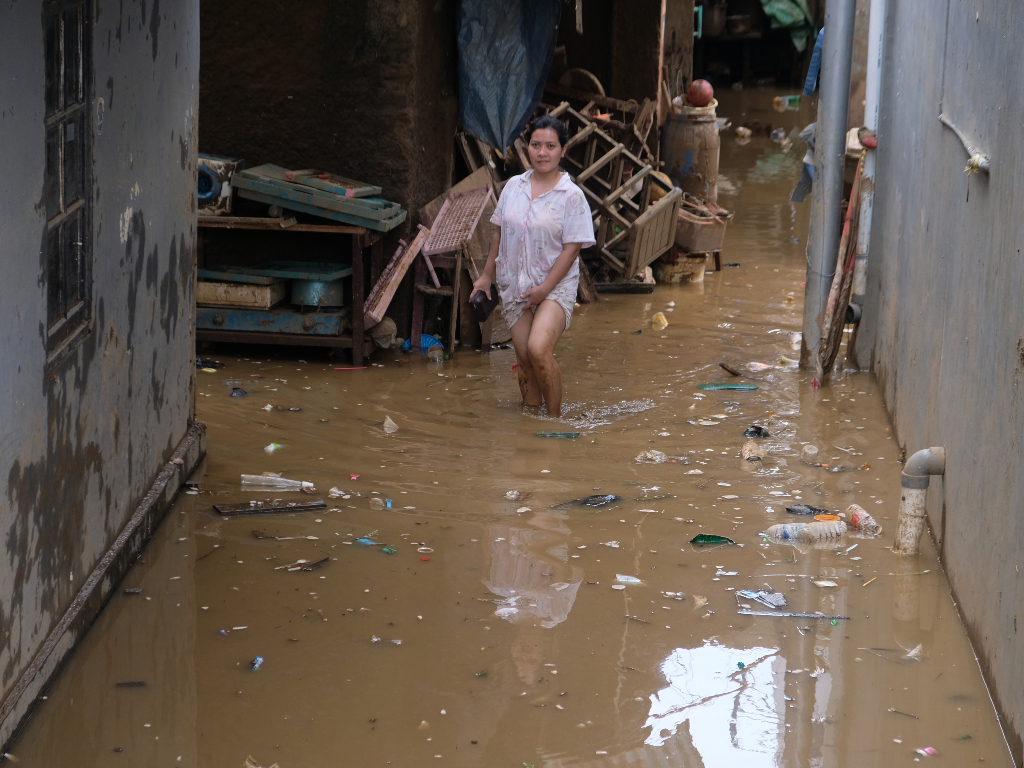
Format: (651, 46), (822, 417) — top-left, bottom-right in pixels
(471, 273), (493, 300)
(520, 282), (551, 307)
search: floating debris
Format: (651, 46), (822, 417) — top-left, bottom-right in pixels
(698, 383), (758, 391)
(690, 534), (736, 546)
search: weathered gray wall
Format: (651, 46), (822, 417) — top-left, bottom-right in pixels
(857, 0), (1024, 763)
(0, 0), (198, 744)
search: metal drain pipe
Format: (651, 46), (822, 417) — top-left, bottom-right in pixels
(893, 447), (945, 554)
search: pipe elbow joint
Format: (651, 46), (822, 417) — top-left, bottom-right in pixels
(900, 447), (945, 489)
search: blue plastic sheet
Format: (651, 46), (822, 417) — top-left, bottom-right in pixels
(457, 0), (561, 152)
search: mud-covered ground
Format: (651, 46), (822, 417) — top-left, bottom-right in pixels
(9, 91), (1014, 767)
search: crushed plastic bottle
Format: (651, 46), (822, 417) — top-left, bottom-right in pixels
(651, 312), (669, 330)
(240, 474), (314, 491)
(636, 449), (668, 464)
(847, 503), (882, 535)
(765, 520), (846, 542)
(772, 95), (801, 112)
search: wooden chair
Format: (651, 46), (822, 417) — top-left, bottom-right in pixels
(410, 186), (495, 358)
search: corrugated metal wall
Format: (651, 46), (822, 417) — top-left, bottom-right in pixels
(857, 1), (1024, 762)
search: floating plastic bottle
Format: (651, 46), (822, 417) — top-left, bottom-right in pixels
(765, 520), (846, 541)
(240, 474), (314, 491)
(847, 503), (881, 535)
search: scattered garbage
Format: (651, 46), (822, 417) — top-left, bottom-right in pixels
(736, 126), (752, 141)
(476, 670), (488, 677)
(651, 312), (669, 330)
(264, 443), (283, 453)
(744, 425), (771, 438)
(813, 514), (841, 521)
(381, 546), (397, 554)
(355, 538), (379, 546)
(601, 541), (621, 548)
(231, 388), (247, 397)
(765, 521), (846, 541)
(402, 334), (442, 351)
(417, 547), (433, 554)
(848, 503), (882, 534)
(427, 346), (445, 363)
(581, 494), (621, 507)
(124, 587), (143, 595)
(369, 498), (386, 510)
(244, 755), (280, 768)
(915, 747), (938, 757)
(537, 431), (581, 438)
(505, 490), (524, 501)
(772, 95), (801, 112)
(383, 415), (399, 433)
(636, 449), (668, 464)
(240, 474), (314, 491)
(800, 444), (820, 464)
(742, 441), (766, 462)
(217, 498), (326, 517)
(737, 590), (787, 608)
(195, 357), (223, 369)
(615, 574), (643, 584)
(786, 504), (829, 516)
(770, 127), (787, 142)
(690, 534), (736, 546)
(812, 580), (839, 588)
(737, 608), (850, 620)
(371, 636), (403, 645)
(698, 383), (758, 391)
(719, 362), (743, 376)
(693, 595), (709, 609)
(251, 656), (264, 671)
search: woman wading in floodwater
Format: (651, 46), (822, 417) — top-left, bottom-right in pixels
(472, 115), (595, 417)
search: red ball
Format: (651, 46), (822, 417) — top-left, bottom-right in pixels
(687, 79), (714, 107)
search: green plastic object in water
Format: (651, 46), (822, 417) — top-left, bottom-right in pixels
(690, 533), (736, 546)
(536, 432), (581, 438)
(698, 383), (759, 391)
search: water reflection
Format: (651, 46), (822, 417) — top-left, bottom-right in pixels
(644, 642), (785, 767)
(483, 523), (583, 629)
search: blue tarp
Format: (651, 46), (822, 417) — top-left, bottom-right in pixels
(457, 0), (562, 152)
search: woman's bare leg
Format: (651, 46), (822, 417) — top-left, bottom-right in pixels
(510, 310), (543, 406)
(526, 300), (567, 417)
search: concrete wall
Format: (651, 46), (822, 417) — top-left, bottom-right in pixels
(198, 0), (460, 240)
(0, 0), (199, 746)
(857, 0), (1024, 763)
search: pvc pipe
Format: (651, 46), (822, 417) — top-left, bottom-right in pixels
(893, 447), (945, 554)
(802, 0), (858, 368)
(852, 0), (887, 305)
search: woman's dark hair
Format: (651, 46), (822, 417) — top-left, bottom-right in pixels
(527, 115), (569, 148)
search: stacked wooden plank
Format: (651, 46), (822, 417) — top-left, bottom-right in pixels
(233, 164), (406, 232)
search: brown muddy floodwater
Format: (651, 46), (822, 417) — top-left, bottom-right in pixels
(11, 91), (1015, 768)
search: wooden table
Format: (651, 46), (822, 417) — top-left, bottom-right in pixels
(196, 216), (381, 365)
